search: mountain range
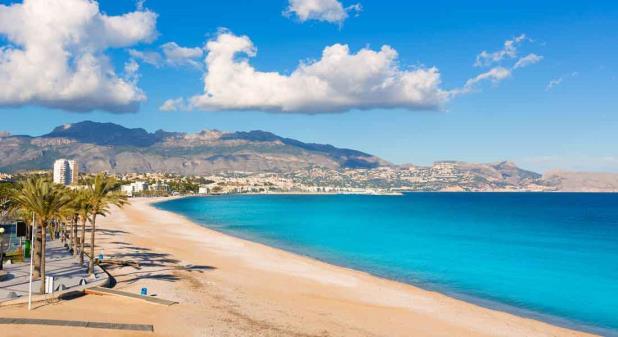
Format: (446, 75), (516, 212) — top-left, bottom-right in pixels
(0, 121), (386, 174)
(1, 121), (617, 192)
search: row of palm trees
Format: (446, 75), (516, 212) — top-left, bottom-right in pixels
(3, 174), (127, 293)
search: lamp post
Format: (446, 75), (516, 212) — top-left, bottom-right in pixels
(0, 227), (5, 271)
(28, 213), (35, 310)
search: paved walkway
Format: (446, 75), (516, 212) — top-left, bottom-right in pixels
(0, 317), (153, 331)
(0, 239), (106, 302)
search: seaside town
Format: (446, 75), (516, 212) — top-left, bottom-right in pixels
(0, 159), (552, 198)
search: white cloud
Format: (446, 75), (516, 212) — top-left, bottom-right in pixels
(460, 55), (541, 93)
(124, 59), (141, 84)
(130, 42), (203, 69)
(136, 0), (146, 11)
(513, 53), (543, 69)
(174, 31), (449, 113)
(475, 34), (527, 67)
(161, 42), (203, 68)
(160, 98), (187, 112)
(460, 36), (542, 93)
(163, 32), (543, 113)
(545, 78), (563, 91)
(285, 0), (361, 24)
(0, 0), (157, 113)
(129, 49), (163, 66)
(546, 72), (578, 91)
(463, 67), (512, 91)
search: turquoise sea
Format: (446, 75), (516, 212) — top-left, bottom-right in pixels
(155, 193), (618, 335)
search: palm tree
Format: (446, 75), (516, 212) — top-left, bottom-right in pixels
(10, 178), (71, 293)
(60, 190), (82, 257)
(85, 174), (128, 276)
(74, 190), (93, 265)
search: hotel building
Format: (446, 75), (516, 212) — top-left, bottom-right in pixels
(53, 159), (78, 186)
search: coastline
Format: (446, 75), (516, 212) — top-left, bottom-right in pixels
(0, 196), (597, 337)
(137, 197), (596, 336)
(212, 190), (404, 196)
(151, 195), (611, 336)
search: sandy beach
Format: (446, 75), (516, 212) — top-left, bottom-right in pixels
(0, 197), (596, 337)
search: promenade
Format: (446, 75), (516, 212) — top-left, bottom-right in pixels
(0, 239), (106, 303)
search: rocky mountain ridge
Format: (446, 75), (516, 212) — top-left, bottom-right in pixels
(0, 121), (386, 174)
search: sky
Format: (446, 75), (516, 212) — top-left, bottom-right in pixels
(0, 0), (617, 173)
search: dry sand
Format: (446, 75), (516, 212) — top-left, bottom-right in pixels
(0, 197), (596, 337)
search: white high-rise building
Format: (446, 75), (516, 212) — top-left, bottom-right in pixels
(53, 159), (78, 186)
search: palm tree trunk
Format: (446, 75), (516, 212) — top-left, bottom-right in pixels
(40, 224), (46, 294)
(32, 224), (41, 279)
(88, 213), (97, 276)
(73, 217), (79, 256)
(61, 220), (66, 244)
(48, 220), (54, 242)
(64, 221), (69, 245)
(79, 217), (86, 265)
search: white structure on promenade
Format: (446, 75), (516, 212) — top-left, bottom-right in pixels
(53, 159), (78, 186)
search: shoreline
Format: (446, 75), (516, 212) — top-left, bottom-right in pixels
(140, 197), (595, 336)
(1, 196), (599, 337)
(151, 196), (610, 337)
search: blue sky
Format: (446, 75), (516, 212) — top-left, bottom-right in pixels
(1, 0), (617, 172)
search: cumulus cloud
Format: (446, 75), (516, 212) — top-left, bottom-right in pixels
(163, 32), (543, 113)
(130, 42), (203, 69)
(0, 0), (157, 113)
(475, 34), (527, 67)
(285, 0), (361, 24)
(171, 31), (449, 113)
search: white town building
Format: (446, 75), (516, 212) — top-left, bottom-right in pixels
(53, 159), (78, 186)
(149, 182), (170, 192)
(120, 181), (149, 197)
